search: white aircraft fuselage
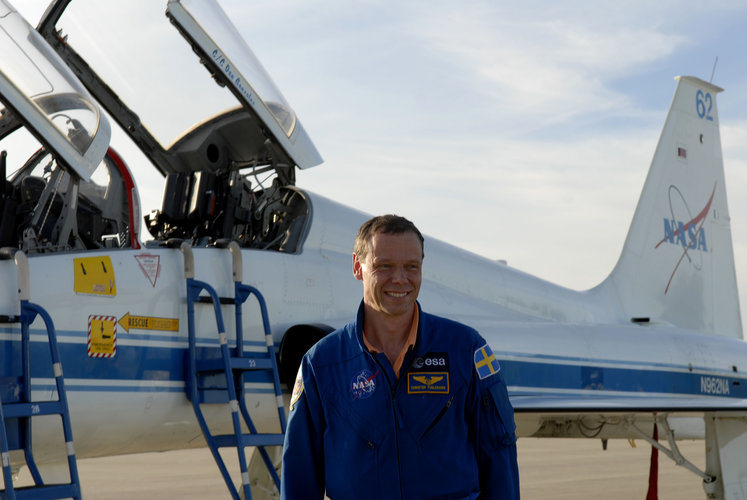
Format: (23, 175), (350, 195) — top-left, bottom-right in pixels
(2, 188), (745, 462)
(1, 1), (746, 498)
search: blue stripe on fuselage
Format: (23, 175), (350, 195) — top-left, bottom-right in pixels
(5, 329), (745, 400)
(499, 357), (747, 399)
(0, 328), (275, 392)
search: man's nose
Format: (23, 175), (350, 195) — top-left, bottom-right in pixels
(391, 265), (408, 282)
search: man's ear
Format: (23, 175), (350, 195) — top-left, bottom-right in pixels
(352, 253), (364, 281)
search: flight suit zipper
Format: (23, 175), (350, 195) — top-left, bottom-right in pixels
(422, 394), (455, 438)
(370, 351), (406, 499)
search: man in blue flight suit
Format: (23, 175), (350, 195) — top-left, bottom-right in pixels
(281, 214), (519, 499)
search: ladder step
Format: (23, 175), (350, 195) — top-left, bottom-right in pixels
(2, 401), (65, 419)
(11, 482), (80, 499)
(196, 356), (274, 373)
(212, 433), (285, 448)
(197, 295), (235, 305)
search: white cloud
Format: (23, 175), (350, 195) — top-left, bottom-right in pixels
(405, 4), (684, 124)
(300, 120), (658, 288)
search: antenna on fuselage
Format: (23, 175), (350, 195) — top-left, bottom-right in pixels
(710, 56), (719, 83)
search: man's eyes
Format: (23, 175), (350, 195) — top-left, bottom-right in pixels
(373, 263), (420, 271)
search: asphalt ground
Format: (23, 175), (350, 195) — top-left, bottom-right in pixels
(13, 438), (706, 499)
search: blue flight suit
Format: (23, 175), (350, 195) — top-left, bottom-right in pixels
(281, 302), (519, 499)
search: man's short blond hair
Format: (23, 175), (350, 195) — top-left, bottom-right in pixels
(354, 214), (424, 262)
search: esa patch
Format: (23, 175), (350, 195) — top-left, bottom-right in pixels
(351, 369), (378, 400)
(409, 352), (449, 372)
(289, 367), (304, 412)
(474, 343), (501, 379)
(407, 372), (449, 394)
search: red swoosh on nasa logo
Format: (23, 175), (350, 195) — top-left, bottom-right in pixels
(654, 182), (717, 294)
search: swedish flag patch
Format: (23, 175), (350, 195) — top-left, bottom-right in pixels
(474, 343), (501, 380)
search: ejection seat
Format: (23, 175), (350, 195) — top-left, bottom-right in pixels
(0, 146), (141, 252)
(145, 168), (310, 253)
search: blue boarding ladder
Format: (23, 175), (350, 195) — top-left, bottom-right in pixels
(0, 248), (80, 500)
(178, 240), (286, 500)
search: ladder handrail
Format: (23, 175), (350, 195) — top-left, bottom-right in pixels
(180, 241), (286, 500)
(234, 282), (285, 490)
(20, 301), (81, 492)
(225, 240), (286, 489)
(185, 276), (247, 500)
(0, 248), (81, 499)
(225, 240), (287, 433)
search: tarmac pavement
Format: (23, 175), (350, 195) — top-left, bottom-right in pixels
(13, 437), (707, 498)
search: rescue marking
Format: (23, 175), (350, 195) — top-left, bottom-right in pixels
(118, 313), (179, 333)
(88, 315), (117, 358)
(74, 256), (116, 296)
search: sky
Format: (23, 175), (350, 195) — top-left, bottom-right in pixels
(230, 0), (747, 334)
(14, 0), (747, 335)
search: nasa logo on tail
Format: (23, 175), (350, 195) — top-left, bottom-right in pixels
(654, 182), (717, 293)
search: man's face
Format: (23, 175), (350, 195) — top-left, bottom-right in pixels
(353, 231), (423, 319)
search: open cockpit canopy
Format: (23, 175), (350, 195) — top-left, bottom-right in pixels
(36, 0), (321, 176)
(0, 0), (109, 181)
(0, 0), (321, 253)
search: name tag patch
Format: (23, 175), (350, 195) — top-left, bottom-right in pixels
(408, 372), (449, 394)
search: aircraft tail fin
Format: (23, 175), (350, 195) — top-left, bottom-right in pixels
(599, 76), (742, 338)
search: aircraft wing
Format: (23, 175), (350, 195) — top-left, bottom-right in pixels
(511, 394), (747, 413)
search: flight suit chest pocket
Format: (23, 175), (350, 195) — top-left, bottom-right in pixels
(418, 393), (456, 442)
(415, 389), (471, 451)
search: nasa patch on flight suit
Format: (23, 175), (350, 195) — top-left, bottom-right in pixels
(351, 369), (378, 400)
(407, 352), (449, 394)
(289, 366), (304, 412)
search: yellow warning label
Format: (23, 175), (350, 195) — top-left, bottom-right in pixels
(74, 256), (116, 296)
(118, 313), (179, 333)
(88, 315), (117, 357)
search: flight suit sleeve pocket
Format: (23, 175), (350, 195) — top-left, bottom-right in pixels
(487, 378), (517, 443)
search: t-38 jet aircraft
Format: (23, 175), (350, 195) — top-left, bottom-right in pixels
(1, 0), (746, 499)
